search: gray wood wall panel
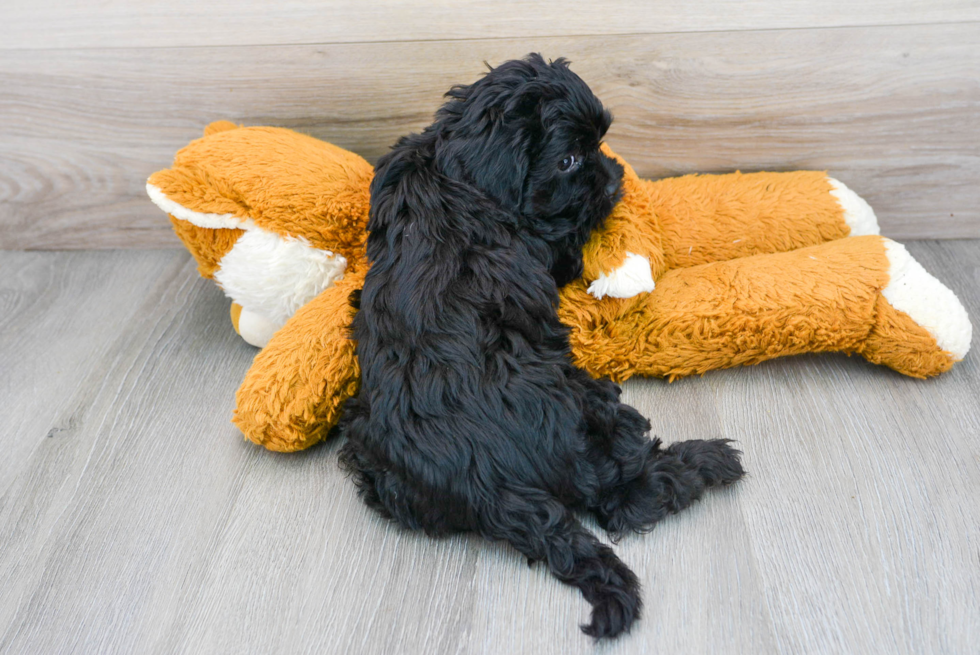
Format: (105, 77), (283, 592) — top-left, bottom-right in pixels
(2, 22), (978, 250)
(1, 241), (977, 653)
(4, 1), (979, 50)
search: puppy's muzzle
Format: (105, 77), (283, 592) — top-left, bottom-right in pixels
(602, 155), (625, 201)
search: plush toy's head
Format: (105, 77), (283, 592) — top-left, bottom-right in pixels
(147, 121), (374, 346)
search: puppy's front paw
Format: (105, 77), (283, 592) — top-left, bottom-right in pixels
(587, 252), (656, 300)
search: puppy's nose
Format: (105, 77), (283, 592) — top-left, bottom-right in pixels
(605, 180), (620, 198)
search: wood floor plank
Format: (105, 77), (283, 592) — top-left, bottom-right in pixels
(0, 250), (187, 492)
(710, 353), (979, 654)
(2, 22), (978, 250)
(5, 0), (979, 50)
(0, 251), (261, 653)
(703, 240), (980, 654)
(0, 242), (977, 653)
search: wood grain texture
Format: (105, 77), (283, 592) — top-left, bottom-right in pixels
(0, 241), (978, 653)
(4, 0), (979, 50)
(2, 22), (978, 250)
(0, 250), (187, 492)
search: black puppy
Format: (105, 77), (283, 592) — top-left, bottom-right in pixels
(339, 54), (744, 639)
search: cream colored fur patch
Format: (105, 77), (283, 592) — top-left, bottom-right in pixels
(882, 239), (972, 359)
(215, 229), (347, 328)
(587, 252), (656, 300)
(828, 178), (879, 237)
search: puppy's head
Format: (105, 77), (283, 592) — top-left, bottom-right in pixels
(434, 54), (623, 248)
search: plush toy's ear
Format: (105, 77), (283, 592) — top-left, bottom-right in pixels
(203, 120), (240, 136)
(148, 125), (374, 263)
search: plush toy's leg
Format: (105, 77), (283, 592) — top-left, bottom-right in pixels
(649, 171), (879, 269)
(859, 239), (972, 375)
(561, 235), (970, 382)
(588, 146), (880, 300)
(233, 268), (366, 452)
(229, 302), (280, 348)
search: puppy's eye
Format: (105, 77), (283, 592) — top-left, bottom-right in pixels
(558, 154), (580, 173)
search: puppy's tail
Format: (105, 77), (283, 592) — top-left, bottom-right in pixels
(482, 486), (641, 639)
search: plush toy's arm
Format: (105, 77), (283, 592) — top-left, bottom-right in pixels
(647, 170), (879, 269)
(580, 146), (665, 300)
(583, 145), (881, 300)
(233, 267), (366, 452)
(561, 235), (970, 382)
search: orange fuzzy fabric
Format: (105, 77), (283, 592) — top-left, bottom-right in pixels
(233, 269), (367, 451)
(169, 218), (243, 279)
(859, 293), (956, 378)
(652, 170), (850, 269)
(149, 124), (957, 452)
(149, 122), (373, 266)
(560, 235), (952, 381)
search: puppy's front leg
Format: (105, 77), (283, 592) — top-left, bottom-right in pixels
(479, 485), (641, 639)
(549, 242), (586, 289)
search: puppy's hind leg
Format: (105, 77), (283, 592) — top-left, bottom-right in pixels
(594, 433), (745, 536)
(479, 485), (641, 639)
(339, 438), (463, 535)
(566, 372), (744, 534)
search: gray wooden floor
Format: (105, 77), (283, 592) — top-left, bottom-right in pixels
(1, 241), (978, 654)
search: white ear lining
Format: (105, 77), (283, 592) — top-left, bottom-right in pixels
(146, 182), (256, 230)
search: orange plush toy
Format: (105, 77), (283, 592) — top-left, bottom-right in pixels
(148, 122), (972, 452)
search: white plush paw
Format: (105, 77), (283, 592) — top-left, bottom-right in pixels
(828, 177), (879, 236)
(587, 252), (656, 300)
(237, 308), (280, 348)
(882, 239), (972, 359)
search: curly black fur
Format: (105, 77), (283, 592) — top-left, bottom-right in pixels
(338, 54), (744, 639)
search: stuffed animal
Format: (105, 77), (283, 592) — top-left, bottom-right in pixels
(147, 121), (972, 452)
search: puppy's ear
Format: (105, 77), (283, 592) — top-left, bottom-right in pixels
(365, 134), (426, 264)
(437, 89), (541, 213)
(367, 145), (410, 234)
(457, 129), (532, 212)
